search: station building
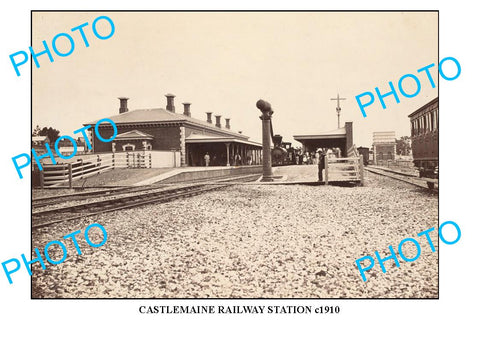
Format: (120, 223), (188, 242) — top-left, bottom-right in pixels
(85, 94), (262, 167)
(293, 122), (354, 156)
(32, 136), (50, 154)
(372, 131), (396, 164)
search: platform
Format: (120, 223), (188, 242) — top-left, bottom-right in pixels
(254, 164), (362, 186)
(263, 165), (319, 183)
(134, 165), (263, 185)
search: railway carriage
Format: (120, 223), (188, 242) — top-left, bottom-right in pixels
(409, 97), (438, 189)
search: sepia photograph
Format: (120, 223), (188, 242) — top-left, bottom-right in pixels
(30, 11), (439, 298)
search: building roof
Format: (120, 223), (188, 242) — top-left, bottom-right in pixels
(115, 130), (154, 140)
(408, 97), (438, 118)
(293, 127), (346, 141)
(373, 131), (395, 144)
(32, 136), (48, 142)
(186, 133), (262, 147)
(87, 108), (248, 140)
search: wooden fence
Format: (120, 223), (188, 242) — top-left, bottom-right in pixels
(39, 152), (152, 188)
(324, 155), (364, 185)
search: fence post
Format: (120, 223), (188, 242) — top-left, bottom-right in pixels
(79, 159), (84, 178)
(68, 164), (73, 188)
(359, 155), (364, 186)
(325, 156), (329, 185)
(39, 168), (44, 189)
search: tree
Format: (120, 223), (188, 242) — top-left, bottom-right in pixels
(396, 136), (411, 156)
(38, 127), (60, 144)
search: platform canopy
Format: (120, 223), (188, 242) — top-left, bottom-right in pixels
(185, 133), (262, 147)
(185, 133), (262, 166)
(293, 122), (353, 156)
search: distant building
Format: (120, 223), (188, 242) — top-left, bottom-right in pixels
(32, 135), (50, 154)
(85, 94), (262, 166)
(372, 131), (396, 164)
(56, 136), (86, 156)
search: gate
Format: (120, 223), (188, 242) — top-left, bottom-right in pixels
(324, 155), (364, 185)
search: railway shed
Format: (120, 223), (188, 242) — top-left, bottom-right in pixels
(293, 121), (353, 156)
(85, 94), (262, 167)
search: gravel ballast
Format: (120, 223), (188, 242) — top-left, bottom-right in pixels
(31, 173), (438, 298)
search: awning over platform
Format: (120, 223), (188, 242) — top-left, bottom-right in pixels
(293, 127), (346, 141)
(293, 122), (353, 156)
(185, 133), (262, 166)
(186, 133), (262, 147)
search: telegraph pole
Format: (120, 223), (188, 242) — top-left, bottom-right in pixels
(330, 93), (346, 128)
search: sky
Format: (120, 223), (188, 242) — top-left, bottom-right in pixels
(32, 11), (438, 148)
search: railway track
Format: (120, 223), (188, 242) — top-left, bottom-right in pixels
(32, 173), (261, 228)
(365, 166), (437, 191)
(33, 186), (152, 208)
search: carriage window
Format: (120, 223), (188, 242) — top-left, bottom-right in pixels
(411, 121), (415, 136)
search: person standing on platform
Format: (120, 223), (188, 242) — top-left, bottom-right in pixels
(315, 150), (320, 165)
(234, 153), (242, 166)
(204, 152), (210, 167)
(318, 149), (326, 182)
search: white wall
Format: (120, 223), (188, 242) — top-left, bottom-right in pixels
(149, 150), (180, 168)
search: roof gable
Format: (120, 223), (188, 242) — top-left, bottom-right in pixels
(115, 129), (154, 140)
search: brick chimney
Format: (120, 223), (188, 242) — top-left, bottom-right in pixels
(165, 94), (175, 112)
(206, 112), (212, 123)
(118, 97), (129, 114)
(215, 115), (222, 128)
(183, 103), (191, 117)
(225, 118), (231, 129)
